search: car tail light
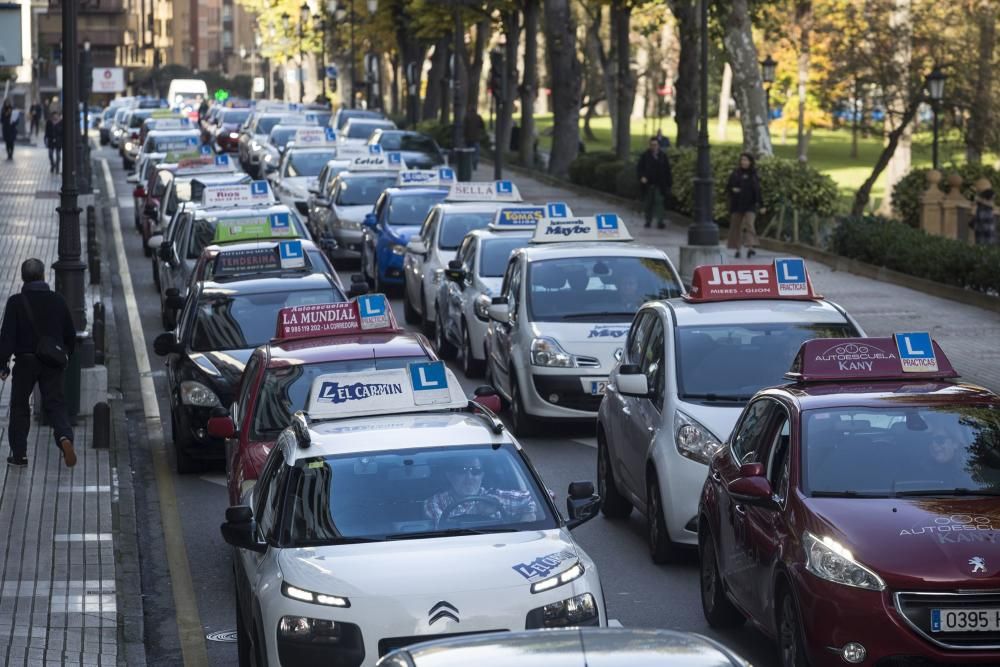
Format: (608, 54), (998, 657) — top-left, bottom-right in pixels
(133, 185), (146, 198)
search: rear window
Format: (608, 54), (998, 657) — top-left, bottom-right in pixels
(256, 117), (281, 135)
(222, 110), (251, 125)
(386, 192), (447, 226)
(438, 212), (495, 250)
(347, 121), (394, 139)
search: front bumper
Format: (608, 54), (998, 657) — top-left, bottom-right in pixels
(518, 367), (608, 419)
(330, 228), (363, 258)
(377, 252), (405, 285)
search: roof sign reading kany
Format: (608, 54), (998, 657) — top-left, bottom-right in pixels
(684, 258), (819, 303)
(306, 361), (468, 421)
(201, 180), (275, 208)
(348, 151), (406, 171)
(785, 333), (958, 382)
(275, 294), (398, 340)
(211, 240), (307, 276)
(397, 167), (456, 186)
(490, 202), (575, 230)
(530, 213), (632, 243)
(211, 212), (298, 242)
(293, 126), (337, 146)
(446, 180), (523, 202)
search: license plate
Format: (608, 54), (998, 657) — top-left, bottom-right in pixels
(931, 608), (1000, 632)
(581, 378), (608, 396)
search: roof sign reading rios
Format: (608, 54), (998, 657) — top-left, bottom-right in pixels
(397, 167), (456, 186)
(347, 151), (406, 171)
(211, 212), (297, 242)
(490, 202), (575, 230)
(201, 180), (275, 208)
(275, 294), (398, 340)
(446, 180), (523, 203)
(785, 334), (958, 382)
(530, 213), (632, 243)
(306, 361), (468, 421)
(684, 259), (819, 303)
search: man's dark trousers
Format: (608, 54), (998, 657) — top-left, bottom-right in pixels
(8, 353), (73, 459)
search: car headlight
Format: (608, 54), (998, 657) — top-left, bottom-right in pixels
(531, 337), (574, 367)
(530, 561), (585, 594)
(228, 132), (239, 139)
(263, 153), (273, 163)
(803, 532), (885, 591)
(179, 380), (221, 407)
(282, 582), (351, 607)
(530, 592), (598, 628)
(278, 616), (344, 644)
(674, 410), (722, 465)
(124, 142), (134, 151)
(391, 243), (407, 255)
(341, 219), (361, 230)
(474, 293), (491, 321)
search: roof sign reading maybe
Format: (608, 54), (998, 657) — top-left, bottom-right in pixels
(348, 151), (406, 171)
(211, 212), (298, 243)
(275, 294), (398, 340)
(201, 180), (275, 208)
(530, 213), (633, 243)
(684, 259), (820, 303)
(446, 180), (523, 203)
(785, 334), (958, 382)
(293, 126), (337, 146)
(306, 361), (468, 421)
(397, 167), (456, 186)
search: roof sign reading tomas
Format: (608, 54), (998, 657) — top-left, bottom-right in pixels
(684, 258), (820, 303)
(446, 180), (523, 203)
(530, 213), (632, 243)
(211, 212), (298, 243)
(275, 294), (398, 340)
(785, 333), (958, 382)
(489, 202), (575, 230)
(201, 180), (275, 208)
(397, 167), (456, 186)
(348, 151), (406, 171)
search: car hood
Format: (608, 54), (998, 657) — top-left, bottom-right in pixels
(386, 225), (421, 245)
(188, 348), (253, 391)
(804, 497), (1000, 586)
(278, 529), (581, 597)
(332, 204), (371, 223)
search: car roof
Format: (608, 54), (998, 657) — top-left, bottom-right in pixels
(661, 297), (850, 326)
(766, 380), (999, 412)
(146, 129), (199, 138)
(382, 186), (451, 199)
(189, 173), (252, 185)
(284, 146), (338, 155)
(266, 330), (431, 365)
(203, 238), (321, 255)
(435, 202), (514, 214)
(517, 243), (670, 261)
(468, 228), (535, 242)
(199, 272), (339, 297)
(339, 170), (398, 180)
(192, 203), (293, 219)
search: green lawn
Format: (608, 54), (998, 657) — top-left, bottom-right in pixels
(528, 114), (972, 213)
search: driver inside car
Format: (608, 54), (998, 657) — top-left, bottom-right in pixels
(423, 455), (537, 526)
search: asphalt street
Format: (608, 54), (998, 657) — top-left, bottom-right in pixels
(98, 143), (779, 667)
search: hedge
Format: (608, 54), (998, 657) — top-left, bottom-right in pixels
(891, 164), (1000, 228)
(832, 215), (1000, 295)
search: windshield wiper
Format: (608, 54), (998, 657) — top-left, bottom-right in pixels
(386, 528), (519, 541)
(560, 312), (635, 320)
(893, 488), (1000, 498)
(682, 393), (751, 402)
(810, 490), (891, 498)
(292, 536), (387, 546)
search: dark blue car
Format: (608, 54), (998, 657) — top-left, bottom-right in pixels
(360, 186), (449, 292)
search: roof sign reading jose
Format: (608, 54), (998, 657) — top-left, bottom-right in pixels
(201, 180), (275, 208)
(446, 180), (523, 203)
(306, 361), (468, 421)
(211, 212), (297, 242)
(347, 151), (406, 171)
(530, 213), (632, 243)
(684, 258), (819, 303)
(785, 333), (958, 382)
(275, 294), (398, 340)
(397, 167), (456, 186)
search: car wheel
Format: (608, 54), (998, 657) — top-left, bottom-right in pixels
(236, 595), (252, 667)
(435, 309), (457, 359)
(172, 409), (197, 474)
(460, 323), (485, 378)
(360, 245), (373, 286)
(510, 375), (537, 437)
(152, 259), (160, 292)
(778, 587), (811, 667)
(403, 287), (421, 324)
(699, 528), (745, 628)
(646, 474), (679, 563)
(374, 265), (388, 295)
(597, 433), (632, 518)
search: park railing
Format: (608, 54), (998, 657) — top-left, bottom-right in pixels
(756, 198), (836, 250)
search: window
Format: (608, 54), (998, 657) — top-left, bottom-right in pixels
(336, 175), (397, 206)
(731, 399), (777, 465)
(233, 353), (262, 427)
(255, 444), (287, 539)
(286, 150), (336, 177)
(479, 237), (528, 278)
(767, 415), (791, 504)
(438, 212), (495, 250)
(419, 208), (438, 245)
(641, 318), (665, 411)
(506, 259), (522, 321)
(626, 311), (656, 366)
(387, 192), (447, 227)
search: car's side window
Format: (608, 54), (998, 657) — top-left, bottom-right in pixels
(458, 237), (475, 274)
(641, 318), (665, 411)
(255, 445), (287, 539)
(766, 416), (791, 504)
(373, 194), (386, 224)
(500, 258), (516, 299)
(626, 311), (655, 365)
(507, 258), (522, 321)
(233, 354), (261, 427)
(419, 209), (438, 246)
(731, 399), (777, 465)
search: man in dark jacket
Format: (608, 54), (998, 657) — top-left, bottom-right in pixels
(0, 259), (77, 467)
(636, 137), (672, 229)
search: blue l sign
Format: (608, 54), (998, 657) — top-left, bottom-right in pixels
(357, 294), (390, 329)
(438, 167), (455, 181)
(409, 361), (447, 391)
(774, 258), (808, 296)
(496, 180), (513, 194)
(278, 240), (305, 268)
(894, 332), (938, 373)
(595, 213), (618, 230)
(547, 202), (569, 218)
(251, 181), (269, 195)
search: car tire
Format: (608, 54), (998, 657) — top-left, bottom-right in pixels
(236, 595), (252, 667)
(777, 586), (811, 667)
(403, 288), (420, 324)
(597, 433), (632, 519)
(646, 474), (679, 564)
(460, 323), (485, 378)
(510, 374), (537, 438)
(152, 259), (160, 292)
(171, 409), (198, 474)
(699, 528), (745, 628)
(435, 309), (457, 360)
(360, 245), (373, 287)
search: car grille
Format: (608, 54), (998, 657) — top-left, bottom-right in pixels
(378, 630), (507, 657)
(894, 591), (1000, 650)
(575, 355), (601, 368)
(532, 375), (603, 412)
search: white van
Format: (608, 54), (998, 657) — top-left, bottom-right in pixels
(166, 79), (208, 106)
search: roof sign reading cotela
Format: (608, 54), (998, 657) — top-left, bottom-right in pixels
(530, 213), (632, 243)
(785, 334), (958, 382)
(446, 180), (523, 203)
(275, 294), (398, 340)
(348, 151), (406, 171)
(211, 212), (297, 243)
(397, 167), (456, 186)
(201, 180), (275, 208)
(684, 259), (820, 303)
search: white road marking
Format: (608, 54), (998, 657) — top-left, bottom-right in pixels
(608, 619), (624, 628)
(571, 437), (598, 449)
(199, 474), (227, 487)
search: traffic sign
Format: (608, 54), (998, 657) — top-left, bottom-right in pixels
(325, 65), (338, 80)
(92, 67), (125, 93)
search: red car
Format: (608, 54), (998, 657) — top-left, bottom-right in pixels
(211, 107), (252, 153)
(209, 295), (438, 504)
(698, 333), (1000, 667)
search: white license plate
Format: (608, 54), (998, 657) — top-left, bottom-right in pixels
(931, 608), (1000, 632)
(581, 378), (608, 396)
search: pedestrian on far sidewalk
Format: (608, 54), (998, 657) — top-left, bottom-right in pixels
(44, 111), (64, 174)
(464, 112), (485, 170)
(29, 101), (42, 137)
(971, 178), (997, 246)
(726, 152), (766, 258)
(0, 259), (77, 468)
(1, 100), (20, 160)
(637, 136), (673, 229)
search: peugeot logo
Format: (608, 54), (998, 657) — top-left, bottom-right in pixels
(970, 556), (987, 574)
(428, 601), (460, 625)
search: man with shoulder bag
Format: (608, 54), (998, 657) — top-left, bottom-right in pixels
(0, 259), (77, 467)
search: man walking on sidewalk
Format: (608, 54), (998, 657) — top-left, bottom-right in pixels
(0, 259), (77, 468)
(637, 137), (672, 229)
(44, 111), (63, 174)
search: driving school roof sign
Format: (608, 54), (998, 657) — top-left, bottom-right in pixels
(201, 181), (275, 208)
(530, 213), (632, 243)
(348, 152), (406, 171)
(490, 202), (575, 230)
(275, 294), (398, 340)
(446, 180), (523, 202)
(293, 126), (337, 145)
(785, 334), (958, 382)
(684, 258), (819, 303)
(211, 212), (297, 242)
(398, 168), (456, 186)
(211, 242), (304, 276)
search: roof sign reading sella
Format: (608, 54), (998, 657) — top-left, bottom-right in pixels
(684, 258), (819, 303)
(211, 212), (298, 243)
(446, 180), (523, 202)
(530, 213), (633, 243)
(274, 294), (399, 340)
(785, 332), (959, 382)
(212, 240), (305, 277)
(397, 167), (456, 186)
(201, 180), (275, 208)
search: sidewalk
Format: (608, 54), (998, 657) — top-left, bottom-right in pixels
(473, 163), (1000, 392)
(0, 144), (118, 666)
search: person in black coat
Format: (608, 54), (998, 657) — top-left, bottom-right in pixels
(44, 111), (64, 174)
(1, 100), (20, 160)
(725, 152), (766, 258)
(636, 137), (673, 229)
(0, 259), (77, 468)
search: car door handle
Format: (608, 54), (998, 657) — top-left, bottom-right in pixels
(711, 471), (721, 482)
(734, 504), (746, 516)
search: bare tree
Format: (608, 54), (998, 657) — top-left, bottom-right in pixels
(667, 0), (698, 147)
(721, 0), (773, 155)
(544, 0), (583, 178)
(520, 0), (541, 165)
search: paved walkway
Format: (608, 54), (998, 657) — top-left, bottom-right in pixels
(473, 163), (1000, 392)
(0, 144), (117, 666)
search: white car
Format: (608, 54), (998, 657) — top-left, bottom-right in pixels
(596, 259), (865, 561)
(485, 215), (683, 436)
(339, 118), (398, 147)
(402, 181), (524, 335)
(221, 359), (606, 666)
(271, 145), (340, 216)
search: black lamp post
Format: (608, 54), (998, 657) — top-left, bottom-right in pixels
(451, 0), (464, 152)
(281, 11), (291, 101)
(760, 54), (776, 123)
(314, 13), (326, 98)
(298, 2), (309, 104)
(688, 0), (717, 246)
(926, 65), (945, 170)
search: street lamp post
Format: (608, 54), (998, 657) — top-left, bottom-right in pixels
(281, 12), (291, 102)
(299, 2), (309, 104)
(760, 54), (776, 123)
(451, 0), (463, 152)
(79, 40), (92, 193)
(926, 65), (946, 170)
(688, 0), (717, 246)
(314, 13), (327, 98)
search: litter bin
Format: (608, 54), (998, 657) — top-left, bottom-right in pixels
(453, 147), (476, 182)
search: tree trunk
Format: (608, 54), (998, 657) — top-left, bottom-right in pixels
(519, 0), (540, 166)
(723, 0), (772, 156)
(668, 0), (698, 147)
(467, 16), (489, 121)
(966, 0), (995, 164)
(496, 10), (520, 159)
(851, 96), (921, 216)
(422, 38), (448, 122)
(716, 61), (732, 141)
(795, 0), (811, 163)
(392, 1), (426, 123)
(544, 0), (582, 178)
(613, 0), (632, 161)
(879, 0), (912, 215)
(389, 53), (400, 117)
(586, 3), (616, 141)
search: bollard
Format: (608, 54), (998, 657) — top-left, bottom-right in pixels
(92, 402), (110, 449)
(93, 302), (105, 365)
(87, 205), (101, 284)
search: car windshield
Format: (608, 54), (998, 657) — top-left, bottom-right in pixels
(251, 356), (426, 439)
(347, 121), (393, 139)
(526, 256), (683, 322)
(221, 109), (250, 125)
(439, 212), (496, 250)
(190, 288), (341, 352)
(387, 192), (447, 226)
(285, 443), (557, 545)
(269, 128), (298, 149)
(803, 405), (1000, 497)
(378, 134), (438, 153)
(286, 151), (336, 177)
(336, 110), (383, 129)
(676, 323), (858, 402)
(129, 113), (153, 128)
(337, 175), (397, 206)
(187, 212), (308, 259)
(256, 117), (282, 135)
(480, 237), (530, 277)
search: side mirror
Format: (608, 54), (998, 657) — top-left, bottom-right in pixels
(126, 173), (139, 184)
(487, 296), (509, 323)
(448, 259), (463, 270)
(158, 242), (172, 262)
(220, 505), (267, 553)
(153, 332), (180, 356)
(363, 213), (378, 228)
(727, 462), (774, 505)
(471, 386), (502, 414)
(445, 266), (465, 284)
(616, 364), (649, 398)
(347, 279), (369, 299)
(207, 407), (236, 439)
(565, 481), (600, 529)
(406, 239), (428, 255)
(147, 234), (163, 251)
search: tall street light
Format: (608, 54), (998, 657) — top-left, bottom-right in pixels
(451, 0), (464, 152)
(314, 13), (327, 98)
(926, 65), (946, 170)
(281, 11), (291, 101)
(760, 54), (776, 123)
(299, 1), (309, 104)
(688, 0), (717, 247)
